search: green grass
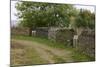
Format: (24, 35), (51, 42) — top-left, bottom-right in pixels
(71, 49), (95, 62)
(11, 35), (71, 49)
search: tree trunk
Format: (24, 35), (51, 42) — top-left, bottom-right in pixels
(29, 28), (32, 36)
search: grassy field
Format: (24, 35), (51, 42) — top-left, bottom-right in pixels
(11, 35), (94, 66)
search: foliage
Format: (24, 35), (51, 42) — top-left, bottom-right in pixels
(75, 9), (95, 29)
(16, 1), (76, 28)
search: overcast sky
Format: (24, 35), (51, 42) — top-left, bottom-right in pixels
(11, 1), (17, 21)
(11, 1), (95, 21)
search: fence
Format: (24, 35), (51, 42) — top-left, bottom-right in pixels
(35, 27), (49, 38)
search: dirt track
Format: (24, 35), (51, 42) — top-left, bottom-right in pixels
(11, 39), (74, 66)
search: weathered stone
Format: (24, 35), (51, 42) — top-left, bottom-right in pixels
(77, 30), (95, 58)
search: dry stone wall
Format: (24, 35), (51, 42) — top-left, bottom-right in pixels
(77, 30), (95, 58)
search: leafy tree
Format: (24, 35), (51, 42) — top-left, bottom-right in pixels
(15, 1), (76, 36)
(75, 9), (95, 29)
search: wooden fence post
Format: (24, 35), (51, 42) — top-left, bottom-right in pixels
(73, 35), (78, 47)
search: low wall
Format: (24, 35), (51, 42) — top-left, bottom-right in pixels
(11, 27), (29, 36)
(77, 30), (95, 58)
(56, 29), (75, 46)
(36, 27), (75, 46)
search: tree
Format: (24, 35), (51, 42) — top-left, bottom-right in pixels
(74, 9), (95, 35)
(16, 1), (76, 36)
(75, 9), (95, 29)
